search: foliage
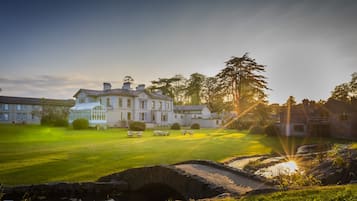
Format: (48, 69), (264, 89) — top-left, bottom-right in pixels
(123, 75), (134, 83)
(170, 123), (181, 130)
(330, 72), (357, 102)
(40, 102), (70, 127)
(248, 125), (264, 134)
(190, 123), (200, 129)
(150, 76), (182, 98)
(216, 53), (269, 114)
(274, 172), (321, 190)
(264, 123), (280, 136)
(233, 184), (357, 201)
(72, 118), (89, 130)
(129, 121), (146, 131)
(202, 76), (229, 113)
(284, 95), (297, 106)
(53, 119), (69, 127)
(185, 73), (206, 104)
(225, 119), (252, 130)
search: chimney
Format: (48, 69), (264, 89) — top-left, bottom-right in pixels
(122, 82), (131, 90)
(103, 82), (111, 91)
(136, 84), (145, 91)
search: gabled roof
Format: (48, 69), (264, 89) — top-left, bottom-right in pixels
(0, 96), (75, 107)
(73, 88), (172, 101)
(174, 105), (208, 111)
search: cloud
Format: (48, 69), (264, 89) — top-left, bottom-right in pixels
(0, 75), (117, 99)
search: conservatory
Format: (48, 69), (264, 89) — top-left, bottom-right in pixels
(69, 102), (107, 127)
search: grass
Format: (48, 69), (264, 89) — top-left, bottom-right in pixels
(213, 184), (357, 201)
(0, 124), (354, 185)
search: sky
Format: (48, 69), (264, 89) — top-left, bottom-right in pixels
(0, 0), (356, 104)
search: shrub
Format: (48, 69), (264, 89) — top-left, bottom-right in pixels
(41, 115), (68, 127)
(190, 123), (200, 129)
(249, 125), (264, 134)
(171, 123), (181, 130)
(129, 121), (146, 131)
(72, 118), (89, 130)
(264, 123), (280, 136)
(54, 119), (69, 127)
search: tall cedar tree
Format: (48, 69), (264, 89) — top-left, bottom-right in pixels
(216, 53), (268, 114)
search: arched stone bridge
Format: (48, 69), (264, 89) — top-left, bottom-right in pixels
(98, 160), (276, 200)
(3, 160), (276, 201)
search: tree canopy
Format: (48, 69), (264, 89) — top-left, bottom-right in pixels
(216, 53), (269, 114)
(330, 72), (357, 102)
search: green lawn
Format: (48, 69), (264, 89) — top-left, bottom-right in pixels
(0, 124), (354, 185)
(215, 184), (357, 201)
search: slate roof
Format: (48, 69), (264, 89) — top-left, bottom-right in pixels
(174, 105), (208, 111)
(0, 96), (75, 107)
(73, 88), (172, 101)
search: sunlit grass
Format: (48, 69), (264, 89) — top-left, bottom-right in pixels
(0, 124), (352, 185)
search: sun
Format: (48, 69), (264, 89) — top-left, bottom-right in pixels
(281, 160), (298, 174)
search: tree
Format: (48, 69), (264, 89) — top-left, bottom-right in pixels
(123, 75), (134, 83)
(149, 76), (182, 98)
(216, 53), (269, 114)
(284, 96), (296, 106)
(185, 73), (206, 105)
(330, 72), (357, 102)
(202, 77), (226, 113)
(171, 74), (187, 105)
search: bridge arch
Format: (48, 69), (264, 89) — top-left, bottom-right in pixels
(97, 165), (225, 200)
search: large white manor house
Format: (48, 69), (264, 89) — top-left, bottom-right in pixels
(69, 82), (174, 127)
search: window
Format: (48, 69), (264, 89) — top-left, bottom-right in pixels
(152, 101), (155, 109)
(161, 113), (167, 121)
(120, 112), (123, 120)
(3, 104), (9, 111)
(118, 98), (122, 108)
(167, 103), (169, 110)
(16, 113), (26, 121)
(141, 112), (145, 121)
(127, 112), (131, 120)
(127, 99), (131, 108)
(4, 113), (8, 121)
(293, 125), (305, 132)
(141, 101), (145, 109)
(159, 101), (162, 110)
(152, 113), (155, 121)
(106, 98), (111, 107)
(16, 104), (21, 111)
(79, 98), (85, 103)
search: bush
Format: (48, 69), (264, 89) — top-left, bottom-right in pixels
(129, 121), (146, 131)
(72, 118), (89, 130)
(41, 115), (68, 127)
(190, 123), (200, 129)
(249, 125), (264, 134)
(54, 119), (69, 127)
(171, 123), (181, 130)
(264, 123), (280, 136)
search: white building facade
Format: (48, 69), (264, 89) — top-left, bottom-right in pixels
(71, 82), (174, 127)
(173, 105), (222, 128)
